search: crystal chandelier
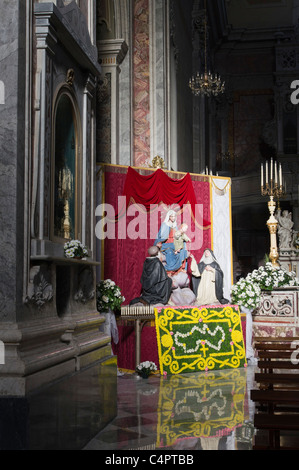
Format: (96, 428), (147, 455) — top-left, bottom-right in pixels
(189, 1), (225, 97)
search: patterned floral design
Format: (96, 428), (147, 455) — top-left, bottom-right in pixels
(155, 306), (247, 376)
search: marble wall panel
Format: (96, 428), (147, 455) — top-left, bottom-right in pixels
(133, 0), (151, 168)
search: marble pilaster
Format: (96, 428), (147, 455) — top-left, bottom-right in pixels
(97, 39), (128, 165)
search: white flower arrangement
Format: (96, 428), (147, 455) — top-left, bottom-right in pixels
(231, 262), (299, 311)
(96, 279), (125, 311)
(231, 277), (262, 310)
(136, 361), (157, 378)
(64, 239), (88, 259)
(248, 263), (299, 291)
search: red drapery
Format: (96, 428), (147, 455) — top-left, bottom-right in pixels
(118, 167), (210, 227)
(102, 166), (211, 305)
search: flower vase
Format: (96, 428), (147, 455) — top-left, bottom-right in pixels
(139, 371), (150, 379)
(240, 305), (257, 364)
(99, 308), (119, 345)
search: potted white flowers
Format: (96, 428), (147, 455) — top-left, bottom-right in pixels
(64, 240), (88, 259)
(231, 278), (261, 311)
(136, 361), (157, 379)
(96, 279), (125, 312)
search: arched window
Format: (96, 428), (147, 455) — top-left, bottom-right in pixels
(52, 91), (81, 241)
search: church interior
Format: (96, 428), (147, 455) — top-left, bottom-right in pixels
(0, 0), (299, 452)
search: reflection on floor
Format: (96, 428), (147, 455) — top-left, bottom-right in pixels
(84, 366), (257, 451)
(0, 358), (118, 451)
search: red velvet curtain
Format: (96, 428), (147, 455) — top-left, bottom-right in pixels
(118, 167), (210, 227)
(102, 167), (211, 305)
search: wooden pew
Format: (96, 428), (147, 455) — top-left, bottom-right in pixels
(253, 414), (299, 450)
(254, 336), (299, 344)
(255, 343), (296, 351)
(258, 360), (299, 372)
(254, 336), (299, 381)
(255, 372), (299, 390)
(251, 389), (299, 404)
(252, 337), (299, 449)
(251, 389), (299, 412)
(258, 351), (294, 359)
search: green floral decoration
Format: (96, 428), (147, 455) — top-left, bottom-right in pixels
(231, 262), (299, 310)
(96, 279), (125, 312)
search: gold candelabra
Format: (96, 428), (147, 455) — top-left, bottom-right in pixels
(261, 159), (285, 268)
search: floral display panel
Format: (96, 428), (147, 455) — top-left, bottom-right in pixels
(155, 306), (247, 376)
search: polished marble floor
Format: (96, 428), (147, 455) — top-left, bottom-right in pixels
(84, 365), (258, 451)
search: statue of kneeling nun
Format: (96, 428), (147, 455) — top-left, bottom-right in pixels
(190, 249), (229, 306)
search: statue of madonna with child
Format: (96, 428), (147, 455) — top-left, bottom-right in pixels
(130, 209), (228, 308)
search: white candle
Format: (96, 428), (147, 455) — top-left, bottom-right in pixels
(271, 159), (273, 181)
(266, 161), (268, 184)
(279, 164), (282, 187)
(275, 161), (278, 184)
(261, 164), (264, 187)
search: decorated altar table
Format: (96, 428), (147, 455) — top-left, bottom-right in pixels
(112, 304), (247, 374)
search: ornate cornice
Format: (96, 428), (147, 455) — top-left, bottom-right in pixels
(34, 1), (101, 76)
(97, 39), (128, 67)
